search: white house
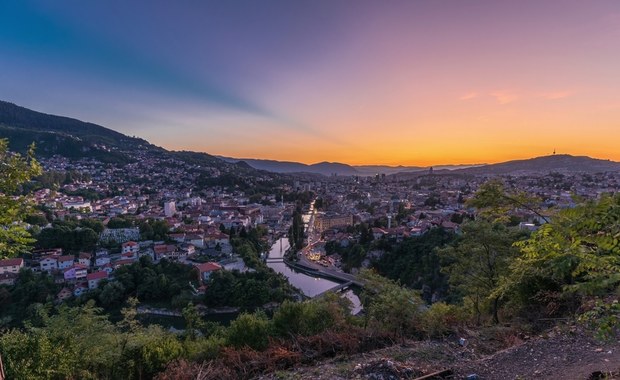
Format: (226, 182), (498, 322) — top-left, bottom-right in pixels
(121, 241), (139, 255)
(87, 271), (108, 289)
(40, 256), (58, 272)
(78, 253), (92, 267)
(95, 256), (111, 267)
(0, 258), (24, 274)
(57, 255), (75, 270)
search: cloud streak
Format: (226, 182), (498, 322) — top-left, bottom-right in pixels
(490, 91), (519, 105)
(459, 92), (479, 100)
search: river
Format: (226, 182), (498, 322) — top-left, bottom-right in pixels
(266, 237), (362, 314)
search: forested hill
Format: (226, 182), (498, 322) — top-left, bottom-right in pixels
(455, 154), (620, 174)
(0, 100), (284, 192)
(0, 100), (161, 163)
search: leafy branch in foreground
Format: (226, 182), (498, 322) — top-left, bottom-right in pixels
(0, 138), (42, 259)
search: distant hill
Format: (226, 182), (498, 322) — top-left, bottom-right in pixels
(455, 154), (620, 175)
(354, 164), (481, 176)
(219, 157), (360, 176)
(0, 100), (286, 187)
(3, 100), (617, 177)
(219, 157), (485, 176)
(0, 100), (159, 163)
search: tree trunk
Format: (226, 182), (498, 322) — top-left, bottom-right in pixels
(492, 296), (500, 324)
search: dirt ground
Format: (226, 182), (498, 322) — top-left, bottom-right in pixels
(255, 326), (620, 380)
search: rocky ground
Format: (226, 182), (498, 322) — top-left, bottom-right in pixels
(255, 325), (620, 380)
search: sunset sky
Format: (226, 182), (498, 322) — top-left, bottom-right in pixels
(1, 1), (619, 165)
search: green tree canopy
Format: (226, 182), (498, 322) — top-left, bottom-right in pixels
(0, 139), (42, 258)
(438, 220), (526, 324)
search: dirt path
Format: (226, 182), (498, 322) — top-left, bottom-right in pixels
(256, 327), (620, 380)
(456, 329), (620, 379)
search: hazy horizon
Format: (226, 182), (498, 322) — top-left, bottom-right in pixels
(1, 1), (619, 165)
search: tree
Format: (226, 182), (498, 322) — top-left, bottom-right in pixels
(226, 311), (271, 350)
(375, 228), (454, 301)
(499, 194), (620, 319)
(107, 216), (133, 229)
(0, 139), (42, 259)
(359, 270), (424, 340)
(289, 208), (305, 251)
(468, 179), (548, 223)
(182, 303), (204, 341)
(438, 221), (524, 324)
(99, 281), (126, 307)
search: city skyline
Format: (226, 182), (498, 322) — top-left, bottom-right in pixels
(1, 1), (619, 166)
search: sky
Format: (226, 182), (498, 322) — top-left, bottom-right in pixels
(1, 1), (619, 166)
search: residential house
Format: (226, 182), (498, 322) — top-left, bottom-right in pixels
(186, 234), (205, 248)
(194, 262), (222, 283)
(113, 259), (135, 269)
(78, 252), (92, 267)
(0, 273), (18, 286)
(74, 282), (89, 297)
(0, 258), (24, 274)
(57, 287), (73, 301)
(57, 255), (75, 270)
(154, 244), (177, 260)
(138, 248), (155, 261)
(121, 241), (139, 256)
(169, 233), (186, 243)
(101, 263), (114, 275)
(63, 264), (88, 282)
(40, 256), (58, 272)
(121, 251), (138, 261)
(180, 243), (196, 256)
(95, 256), (111, 267)
(205, 231), (229, 246)
(87, 271), (108, 289)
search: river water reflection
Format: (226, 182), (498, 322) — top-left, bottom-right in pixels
(266, 237), (362, 314)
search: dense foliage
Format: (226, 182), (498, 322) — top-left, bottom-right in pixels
(106, 257), (197, 309)
(0, 138), (42, 259)
(203, 269), (295, 309)
(375, 228), (455, 301)
(35, 219), (101, 253)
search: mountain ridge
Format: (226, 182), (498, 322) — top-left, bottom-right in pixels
(1, 100), (619, 175)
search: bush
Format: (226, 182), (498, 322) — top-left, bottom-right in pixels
(226, 311), (271, 350)
(578, 298), (620, 341)
(272, 294), (350, 337)
(419, 302), (465, 338)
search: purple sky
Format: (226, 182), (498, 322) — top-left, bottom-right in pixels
(1, 1), (619, 164)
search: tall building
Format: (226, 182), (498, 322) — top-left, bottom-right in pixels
(164, 200), (177, 217)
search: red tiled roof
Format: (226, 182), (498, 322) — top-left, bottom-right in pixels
(194, 262), (221, 273)
(114, 259), (135, 267)
(64, 264), (87, 272)
(58, 255), (74, 262)
(0, 258), (24, 267)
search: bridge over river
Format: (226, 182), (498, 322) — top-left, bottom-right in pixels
(265, 237), (362, 313)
